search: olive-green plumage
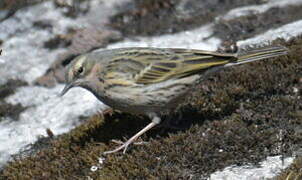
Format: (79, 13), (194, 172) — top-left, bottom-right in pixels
(61, 45), (288, 154)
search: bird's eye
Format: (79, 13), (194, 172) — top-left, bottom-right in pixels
(77, 67), (84, 74)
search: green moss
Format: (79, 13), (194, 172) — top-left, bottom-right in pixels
(1, 35), (302, 179)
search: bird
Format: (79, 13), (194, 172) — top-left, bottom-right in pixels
(60, 45), (288, 154)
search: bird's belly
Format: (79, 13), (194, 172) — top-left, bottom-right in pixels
(100, 77), (198, 115)
(100, 91), (174, 115)
(104, 95), (185, 115)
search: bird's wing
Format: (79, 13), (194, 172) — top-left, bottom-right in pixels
(104, 48), (237, 85)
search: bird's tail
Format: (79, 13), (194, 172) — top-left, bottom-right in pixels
(224, 45), (288, 67)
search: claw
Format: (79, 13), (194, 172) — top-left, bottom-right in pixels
(103, 120), (159, 155)
(103, 139), (148, 154)
(103, 141), (131, 154)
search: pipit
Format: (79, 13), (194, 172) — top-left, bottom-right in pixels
(61, 46), (288, 154)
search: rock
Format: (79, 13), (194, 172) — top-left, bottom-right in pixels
(0, 0), (44, 21)
(34, 27), (122, 87)
(110, 0), (265, 36)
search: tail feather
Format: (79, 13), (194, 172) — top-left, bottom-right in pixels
(224, 46), (288, 67)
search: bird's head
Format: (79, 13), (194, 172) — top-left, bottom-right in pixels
(60, 54), (95, 96)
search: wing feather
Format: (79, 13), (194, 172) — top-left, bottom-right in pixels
(103, 48), (237, 85)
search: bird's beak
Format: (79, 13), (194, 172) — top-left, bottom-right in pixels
(60, 80), (82, 97)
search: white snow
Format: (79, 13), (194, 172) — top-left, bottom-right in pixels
(209, 156), (294, 180)
(0, 1), (83, 83)
(238, 20), (302, 47)
(219, 0), (302, 21)
(107, 24), (221, 51)
(0, 85), (104, 166)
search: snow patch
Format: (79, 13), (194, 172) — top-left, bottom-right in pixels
(209, 156), (293, 180)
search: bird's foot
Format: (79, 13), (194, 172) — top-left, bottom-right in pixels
(103, 139), (147, 154)
(103, 118), (159, 155)
(103, 139), (135, 155)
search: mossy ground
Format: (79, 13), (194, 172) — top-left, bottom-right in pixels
(0, 36), (301, 179)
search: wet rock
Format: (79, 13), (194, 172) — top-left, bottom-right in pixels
(54, 0), (90, 18)
(110, 0), (265, 36)
(214, 5), (302, 42)
(44, 34), (72, 50)
(0, 79), (28, 100)
(0, 0), (45, 21)
(0, 103), (26, 121)
(32, 20), (54, 31)
(0, 79), (28, 121)
(35, 27), (122, 87)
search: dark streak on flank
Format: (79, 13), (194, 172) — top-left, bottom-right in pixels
(184, 57), (230, 65)
(146, 57), (161, 61)
(171, 56), (181, 61)
(157, 62), (177, 68)
(179, 68), (209, 78)
(105, 83), (129, 89)
(152, 66), (171, 73)
(137, 52), (163, 57)
(139, 76), (157, 80)
(143, 73), (161, 77)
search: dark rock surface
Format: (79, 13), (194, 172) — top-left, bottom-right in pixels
(214, 4), (302, 42)
(34, 27), (122, 87)
(0, 79), (28, 121)
(110, 0), (265, 36)
(0, 0), (43, 21)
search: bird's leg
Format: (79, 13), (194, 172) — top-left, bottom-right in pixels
(103, 114), (161, 155)
(111, 139), (148, 146)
